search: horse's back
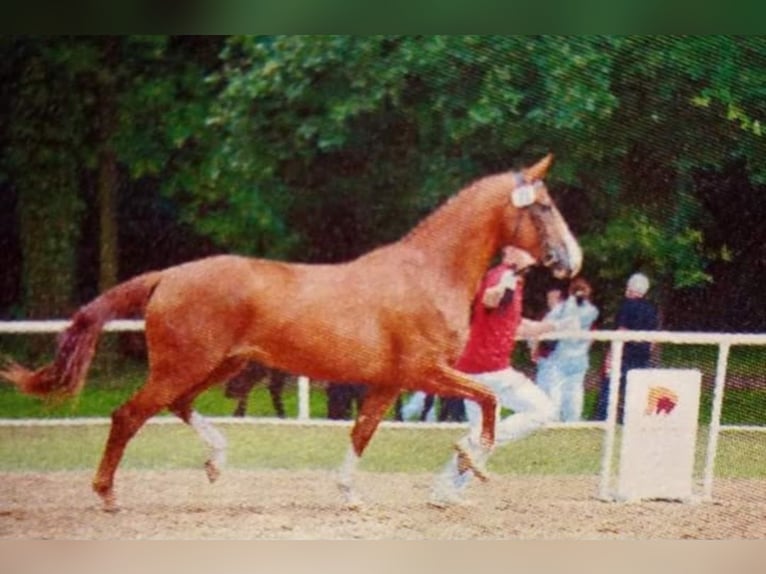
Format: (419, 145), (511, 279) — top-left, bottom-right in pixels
(141, 256), (285, 367)
(141, 251), (465, 385)
(141, 254), (378, 379)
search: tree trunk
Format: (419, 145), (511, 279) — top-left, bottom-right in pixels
(97, 148), (119, 293)
(10, 52), (84, 324)
(18, 173), (82, 320)
(97, 38), (120, 294)
(93, 38), (121, 371)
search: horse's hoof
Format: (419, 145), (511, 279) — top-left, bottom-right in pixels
(93, 481), (120, 512)
(341, 490), (364, 510)
(99, 492), (120, 513)
(337, 481), (363, 509)
(344, 499), (363, 511)
(454, 438), (490, 482)
(103, 503), (120, 514)
(205, 460), (221, 483)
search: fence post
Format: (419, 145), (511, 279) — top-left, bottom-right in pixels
(598, 340), (623, 500)
(702, 342), (730, 500)
(297, 375), (310, 420)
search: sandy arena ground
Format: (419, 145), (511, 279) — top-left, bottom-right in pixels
(1, 469), (764, 539)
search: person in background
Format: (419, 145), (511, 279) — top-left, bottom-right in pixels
(434, 396), (466, 422)
(595, 272), (659, 423)
(224, 362), (288, 418)
(326, 382), (367, 420)
(532, 287), (563, 402)
(537, 278), (599, 422)
(399, 390), (437, 421)
(416, 393), (466, 422)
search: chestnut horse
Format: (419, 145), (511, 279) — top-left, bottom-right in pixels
(1, 154), (581, 511)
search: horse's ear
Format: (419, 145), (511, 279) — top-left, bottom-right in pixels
(523, 153), (554, 181)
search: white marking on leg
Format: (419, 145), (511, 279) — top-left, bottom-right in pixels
(190, 410), (227, 470)
(430, 452), (472, 507)
(338, 447), (362, 507)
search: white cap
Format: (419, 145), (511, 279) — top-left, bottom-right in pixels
(626, 273), (650, 296)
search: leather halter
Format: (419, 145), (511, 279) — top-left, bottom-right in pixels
(509, 172), (551, 253)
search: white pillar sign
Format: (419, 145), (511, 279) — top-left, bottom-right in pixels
(616, 368), (702, 502)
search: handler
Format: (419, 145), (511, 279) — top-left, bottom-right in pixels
(431, 246), (568, 506)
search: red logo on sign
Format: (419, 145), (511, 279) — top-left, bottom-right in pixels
(645, 386), (678, 416)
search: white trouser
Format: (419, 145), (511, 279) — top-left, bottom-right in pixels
(400, 390), (437, 422)
(546, 366), (587, 422)
(535, 357), (557, 399)
(437, 367), (555, 492)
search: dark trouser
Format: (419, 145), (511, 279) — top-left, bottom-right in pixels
(595, 362), (646, 424)
(225, 363), (287, 418)
(421, 395), (466, 422)
(326, 384), (367, 420)
(438, 397), (466, 422)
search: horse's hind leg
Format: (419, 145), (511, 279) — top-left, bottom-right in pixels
(169, 398), (227, 483)
(339, 385), (400, 507)
(92, 385), (167, 512)
(168, 358), (247, 482)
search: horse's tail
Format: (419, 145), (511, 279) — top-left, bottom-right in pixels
(0, 271), (164, 398)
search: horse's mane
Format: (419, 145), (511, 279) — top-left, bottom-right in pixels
(398, 172), (512, 249)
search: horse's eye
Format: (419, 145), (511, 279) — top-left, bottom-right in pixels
(530, 202), (553, 215)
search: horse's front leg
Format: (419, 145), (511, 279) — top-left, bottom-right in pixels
(422, 366), (498, 481)
(339, 385), (400, 508)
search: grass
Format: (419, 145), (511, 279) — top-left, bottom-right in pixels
(1, 339), (763, 421)
(0, 423), (764, 480)
(0, 367), (344, 420)
(1, 345), (763, 481)
(2, 380), (764, 426)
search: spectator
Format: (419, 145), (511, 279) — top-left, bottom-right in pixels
(532, 287), (563, 400)
(430, 246), (561, 506)
(224, 362), (288, 418)
(436, 396), (466, 422)
(537, 278), (599, 422)
(399, 391), (437, 422)
(420, 394), (466, 422)
(326, 382), (367, 420)
(595, 272), (659, 423)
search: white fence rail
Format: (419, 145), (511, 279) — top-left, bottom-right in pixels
(1, 320), (765, 501)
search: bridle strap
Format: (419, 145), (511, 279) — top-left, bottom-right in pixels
(509, 172), (527, 242)
(509, 172), (549, 250)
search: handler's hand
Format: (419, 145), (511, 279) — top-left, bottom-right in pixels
(482, 288), (504, 308)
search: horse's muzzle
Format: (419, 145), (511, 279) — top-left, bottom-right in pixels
(546, 244), (583, 279)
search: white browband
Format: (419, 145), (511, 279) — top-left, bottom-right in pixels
(511, 177), (543, 208)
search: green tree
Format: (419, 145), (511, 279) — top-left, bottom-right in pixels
(3, 36), (764, 332)
(2, 38), (88, 318)
(192, 35), (765, 327)
(1, 36), (219, 320)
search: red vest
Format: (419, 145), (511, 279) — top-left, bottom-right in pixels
(455, 264), (523, 374)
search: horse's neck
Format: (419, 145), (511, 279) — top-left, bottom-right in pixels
(400, 176), (509, 296)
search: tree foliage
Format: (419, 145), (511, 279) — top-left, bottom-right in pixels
(1, 35), (764, 331)
(0, 36), (219, 317)
(190, 35), (765, 328)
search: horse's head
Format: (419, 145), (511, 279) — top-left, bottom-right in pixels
(500, 154), (582, 279)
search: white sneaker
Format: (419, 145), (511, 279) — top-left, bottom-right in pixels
(454, 436), (490, 482)
(428, 477), (469, 508)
